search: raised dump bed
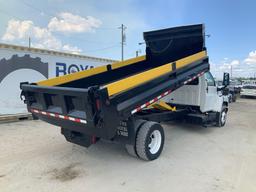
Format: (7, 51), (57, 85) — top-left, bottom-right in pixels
(20, 24), (210, 160)
(36, 24), (205, 90)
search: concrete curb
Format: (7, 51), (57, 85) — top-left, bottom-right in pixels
(0, 113), (33, 124)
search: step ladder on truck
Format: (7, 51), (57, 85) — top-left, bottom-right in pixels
(20, 24), (230, 161)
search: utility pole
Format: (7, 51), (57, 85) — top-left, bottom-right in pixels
(119, 24), (126, 61)
(28, 36), (31, 48)
(136, 50), (139, 57)
(136, 49), (141, 57)
(230, 65), (233, 79)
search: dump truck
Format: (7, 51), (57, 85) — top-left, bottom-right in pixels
(20, 24), (230, 161)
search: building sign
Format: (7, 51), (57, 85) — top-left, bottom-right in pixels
(55, 62), (94, 76)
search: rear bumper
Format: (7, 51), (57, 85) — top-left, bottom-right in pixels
(32, 109), (96, 135)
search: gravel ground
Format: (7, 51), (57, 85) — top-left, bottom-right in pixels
(0, 98), (256, 192)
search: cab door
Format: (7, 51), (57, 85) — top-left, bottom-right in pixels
(200, 72), (221, 112)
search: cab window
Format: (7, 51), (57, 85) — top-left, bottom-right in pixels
(204, 72), (215, 86)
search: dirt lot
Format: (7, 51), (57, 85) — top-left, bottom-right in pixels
(0, 98), (256, 192)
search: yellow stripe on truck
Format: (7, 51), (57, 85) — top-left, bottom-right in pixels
(105, 51), (207, 96)
(106, 63), (173, 96)
(176, 51), (207, 69)
(37, 55), (146, 87)
(37, 65), (108, 86)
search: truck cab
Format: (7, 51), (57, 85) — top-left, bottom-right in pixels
(164, 71), (229, 126)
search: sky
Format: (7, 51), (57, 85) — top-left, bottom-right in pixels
(0, 0), (256, 78)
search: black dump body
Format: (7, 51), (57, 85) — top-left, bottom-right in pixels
(54, 24), (205, 89)
(20, 24), (209, 141)
(144, 24), (204, 65)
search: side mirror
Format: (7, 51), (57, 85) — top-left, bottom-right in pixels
(222, 72), (230, 87)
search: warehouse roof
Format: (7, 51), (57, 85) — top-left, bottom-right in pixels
(0, 43), (117, 63)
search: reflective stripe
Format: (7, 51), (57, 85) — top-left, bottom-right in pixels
(131, 70), (206, 114)
(131, 89), (172, 114)
(184, 71), (205, 85)
(30, 109), (87, 124)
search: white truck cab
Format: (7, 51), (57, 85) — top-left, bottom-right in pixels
(163, 72), (229, 126)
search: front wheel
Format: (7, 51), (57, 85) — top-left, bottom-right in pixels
(216, 105), (228, 127)
(232, 94), (237, 102)
(136, 121), (165, 161)
(228, 95), (232, 103)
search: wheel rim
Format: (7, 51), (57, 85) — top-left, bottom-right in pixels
(221, 110), (226, 124)
(148, 130), (162, 154)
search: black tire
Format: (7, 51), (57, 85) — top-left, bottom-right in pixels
(228, 95), (232, 103)
(216, 105), (228, 127)
(136, 121), (165, 161)
(232, 95), (237, 102)
(125, 144), (137, 158)
(125, 120), (146, 158)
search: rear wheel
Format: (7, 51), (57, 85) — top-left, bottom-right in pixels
(136, 121), (165, 161)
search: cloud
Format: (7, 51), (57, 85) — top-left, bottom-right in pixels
(48, 12), (102, 33)
(211, 52), (256, 78)
(1, 18), (82, 53)
(244, 51), (256, 65)
(217, 59), (240, 71)
(230, 60), (240, 66)
(2, 19), (34, 41)
(1, 12), (103, 53)
(2, 19), (61, 48)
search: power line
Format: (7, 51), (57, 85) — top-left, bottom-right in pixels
(69, 38), (119, 45)
(56, 33), (119, 45)
(83, 44), (120, 53)
(19, 0), (120, 31)
(93, 26), (120, 30)
(19, 0), (55, 18)
(0, 9), (24, 21)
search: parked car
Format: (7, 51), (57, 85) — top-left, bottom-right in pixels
(228, 80), (242, 102)
(216, 79), (241, 102)
(240, 85), (256, 98)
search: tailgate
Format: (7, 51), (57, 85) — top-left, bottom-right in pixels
(20, 83), (119, 139)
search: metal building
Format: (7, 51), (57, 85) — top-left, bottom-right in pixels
(0, 43), (116, 114)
